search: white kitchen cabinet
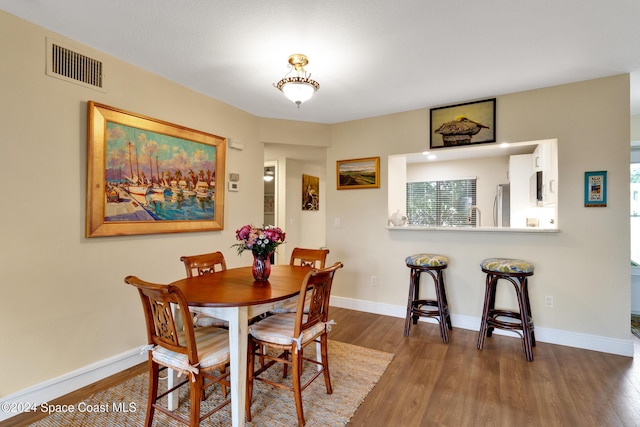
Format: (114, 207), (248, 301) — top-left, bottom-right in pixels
(532, 140), (558, 206)
(509, 154), (533, 228)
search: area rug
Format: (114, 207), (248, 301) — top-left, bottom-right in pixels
(632, 314), (640, 340)
(28, 340), (393, 426)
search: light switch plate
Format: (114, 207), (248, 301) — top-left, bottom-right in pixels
(228, 182), (239, 192)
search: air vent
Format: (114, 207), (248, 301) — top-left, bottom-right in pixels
(46, 38), (106, 92)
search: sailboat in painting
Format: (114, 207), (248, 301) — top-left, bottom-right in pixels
(125, 139), (149, 196)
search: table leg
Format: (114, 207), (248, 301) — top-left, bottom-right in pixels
(315, 342), (322, 370)
(167, 369), (179, 411)
(227, 306), (249, 427)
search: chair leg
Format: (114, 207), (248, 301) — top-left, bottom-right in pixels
(434, 270), (449, 343)
(145, 360), (158, 427)
(283, 349), (290, 378)
(320, 335), (333, 394)
(246, 339), (256, 422)
(477, 274), (496, 350)
(440, 273), (452, 330)
(404, 269), (418, 336)
(514, 277), (535, 362)
(292, 349), (305, 427)
(189, 375), (203, 427)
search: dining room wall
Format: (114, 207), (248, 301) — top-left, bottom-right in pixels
(0, 11), (267, 397)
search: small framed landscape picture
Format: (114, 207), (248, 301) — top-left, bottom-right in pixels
(336, 157), (380, 190)
(584, 171), (607, 207)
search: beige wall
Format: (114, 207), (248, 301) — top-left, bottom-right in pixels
(0, 11), (266, 396)
(0, 9), (632, 399)
(326, 75), (630, 341)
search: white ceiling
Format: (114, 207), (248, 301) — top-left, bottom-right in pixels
(2, 0), (640, 125)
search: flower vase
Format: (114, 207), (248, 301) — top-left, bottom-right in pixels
(252, 252), (272, 281)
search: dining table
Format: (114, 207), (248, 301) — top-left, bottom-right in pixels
(169, 264), (312, 427)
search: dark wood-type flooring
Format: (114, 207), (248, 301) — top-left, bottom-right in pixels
(4, 307), (640, 426)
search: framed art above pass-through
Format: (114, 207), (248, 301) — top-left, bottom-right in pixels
(430, 98), (496, 149)
(85, 101), (226, 237)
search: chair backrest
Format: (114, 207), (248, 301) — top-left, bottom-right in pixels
(124, 275), (198, 364)
(289, 247), (330, 269)
(294, 262), (343, 336)
(180, 251), (227, 278)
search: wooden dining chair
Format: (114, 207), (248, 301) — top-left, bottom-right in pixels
(270, 248), (330, 314)
(246, 261), (343, 427)
(289, 247), (330, 268)
(181, 251), (227, 277)
(124, 275), (231, 427)
(180, 252), (229, 328)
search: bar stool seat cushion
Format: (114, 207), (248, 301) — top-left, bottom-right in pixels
(481, 258), (534, 274)
(406, 254), (449, 267)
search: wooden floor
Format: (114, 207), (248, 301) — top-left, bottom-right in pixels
(4, 307), (640, 426)
(329, 308), (640, 427)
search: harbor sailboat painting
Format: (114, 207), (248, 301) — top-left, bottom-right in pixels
(86, 102), (225, 237)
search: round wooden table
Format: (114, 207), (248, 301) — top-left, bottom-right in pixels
(169, 264), (312, 427)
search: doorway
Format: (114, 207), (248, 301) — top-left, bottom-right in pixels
(263, 162), (277, 263)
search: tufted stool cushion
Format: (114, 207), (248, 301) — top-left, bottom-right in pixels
(480, 258), (534, 274)
(406, 254), (449, 267)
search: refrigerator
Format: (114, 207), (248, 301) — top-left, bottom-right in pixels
(493, 183), (510, 227)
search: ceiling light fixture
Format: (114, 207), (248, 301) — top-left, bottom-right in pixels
(274, 54), (319, 107)
(263, 168), (275, 182)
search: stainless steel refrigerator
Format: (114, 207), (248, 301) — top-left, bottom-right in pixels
(493, 183), (510, 227)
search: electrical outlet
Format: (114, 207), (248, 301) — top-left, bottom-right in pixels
(371, 275), (377, 286)
(545, 295), (553, 308)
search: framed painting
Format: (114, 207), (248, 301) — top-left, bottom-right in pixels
(302, 174), (319, 210)
(86, 101), (226, 237)
(336, 157), (380, 190)
(264, 194), (274, 214)
(430, 98), (496, 149)
(584, 170), (607, 207)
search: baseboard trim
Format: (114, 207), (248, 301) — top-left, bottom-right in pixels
(0, 348), (145, 422)
(330, 296), (635, 358)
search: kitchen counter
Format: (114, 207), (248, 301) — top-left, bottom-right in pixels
(386, 225), (560, 233)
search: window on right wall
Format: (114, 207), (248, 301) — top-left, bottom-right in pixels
(631, 163), (640, 266)
(406, 178), (477, 227)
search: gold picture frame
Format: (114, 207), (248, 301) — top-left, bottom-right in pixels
(86, 101), (226, 237)
(302, 174), (319, 210)
(336, 157), (380, 190)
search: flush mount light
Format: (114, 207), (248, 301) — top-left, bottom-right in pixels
(263, 168), (275, 182)
(274, 54), (319, 107)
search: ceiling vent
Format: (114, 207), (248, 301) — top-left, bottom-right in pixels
(46, 38), (105, 92)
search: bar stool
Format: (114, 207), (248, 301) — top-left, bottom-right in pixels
(404, 254), (452, 343)
(477, 258), (536, 361)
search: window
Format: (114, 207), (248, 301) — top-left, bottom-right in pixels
(406, 178), (477, 227)
(631, 164), (640, 266)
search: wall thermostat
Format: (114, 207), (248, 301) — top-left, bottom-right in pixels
(228, 139), (244, 150)
(229, 173), (240, 182)
(228, 182), (239, 192)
